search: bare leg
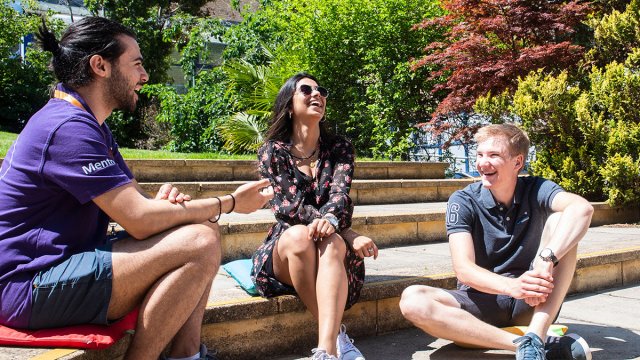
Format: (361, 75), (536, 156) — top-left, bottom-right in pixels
(316, 233), (348, 355)
(272, 225), (349, 356)
(168, 280), (213, 357)
(108, 222), (221, 360)
(528, 213), (580, 338)
(400, 285), (518, 350)
(273, 225), (320, 318)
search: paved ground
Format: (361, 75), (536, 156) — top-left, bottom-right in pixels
(274, 284), (640, 360)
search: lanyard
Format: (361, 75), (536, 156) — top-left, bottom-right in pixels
(53, 90), (87, 111)
(53, 89), (114, 158)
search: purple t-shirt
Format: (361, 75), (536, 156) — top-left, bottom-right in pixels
(0, 84), (133, 327)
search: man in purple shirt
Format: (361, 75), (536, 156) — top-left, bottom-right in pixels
(0, 17), (273, 360)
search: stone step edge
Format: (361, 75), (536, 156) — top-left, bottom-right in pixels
(102, 203), (640, 263)
(202, 245), (640, 324)
(138, 179), (472, 205)
(218, 202), (636, 234)
(215, 203), (639, 263)
(198, 245), (640, 359)
(23, 245), (640, 360)
(125, 160), (450, 181)
(138, 178), (475, 188)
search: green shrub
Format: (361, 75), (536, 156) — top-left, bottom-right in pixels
(0, 2), (59, 132)
(474, 0), (640, 206)
(141, 68), (231, 152)
(600, 153), (640, 205)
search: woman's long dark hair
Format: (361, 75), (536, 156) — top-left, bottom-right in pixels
(265, 72), (334, 143)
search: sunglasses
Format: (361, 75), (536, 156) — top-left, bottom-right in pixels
(298, 84), (329, 98)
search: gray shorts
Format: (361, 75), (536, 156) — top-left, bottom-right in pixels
(28, 247), (114, 329)
(446, 288), (535, 328)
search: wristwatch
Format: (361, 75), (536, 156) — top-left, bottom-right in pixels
(323, 214), (339, 231)
(539, 248), (559, 266)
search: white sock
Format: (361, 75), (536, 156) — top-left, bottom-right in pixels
(166, 352), (201, 360)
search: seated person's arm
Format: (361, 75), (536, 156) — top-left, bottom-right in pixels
(340, 227), (378, 259)
(317, 138), (355, 230)
(130, 179), (154, 200)
(131, 179), (192, 203)
(544, 191), (594, 260)
(450, 232), (552, 300)
(93, 179), (273, 239)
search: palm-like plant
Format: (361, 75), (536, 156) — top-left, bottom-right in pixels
(218, 52), (284, 153)
(217, 111), (268, 153)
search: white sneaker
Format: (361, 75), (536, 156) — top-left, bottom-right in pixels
(336, 324), (365, 360)
(311, 348), (338, 360)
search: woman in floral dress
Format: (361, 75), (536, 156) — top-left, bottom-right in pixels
(251, 73), (378, 360)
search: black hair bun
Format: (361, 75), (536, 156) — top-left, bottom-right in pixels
(36, 18), (60, 56)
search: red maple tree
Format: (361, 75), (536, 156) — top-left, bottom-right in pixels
(413, 0), (591, 142)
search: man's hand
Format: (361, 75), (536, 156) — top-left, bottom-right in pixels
(523, 257), (555, 306)
(507, 265), (554, 300)
(231, 179), (274, 213)
(155, 183), (191, 203)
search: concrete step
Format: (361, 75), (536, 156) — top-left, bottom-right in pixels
(138, 178), (475, 205)
(269, 285), (640, 360)
(213, 201), (638, 263)
(199, 227), (640, 360)
(126, 160), (450, 182)
(18, 225), (640, 360)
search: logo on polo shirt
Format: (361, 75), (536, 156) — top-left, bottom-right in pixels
(447, 203), (460, 225)
(82, 158), (116, 175)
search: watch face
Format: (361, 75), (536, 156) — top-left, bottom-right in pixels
(540, 248), (551, 257)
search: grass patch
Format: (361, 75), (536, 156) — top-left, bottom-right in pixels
(119, 148), (254, 160)
(0, 131), (254, 160)
(0, 131), (18, 157)
(0, 131), (378, 161)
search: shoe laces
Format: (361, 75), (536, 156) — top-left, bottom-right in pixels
(312, 348), (338, 360)
(337, 324), (358, 353)
(513, 334), (545, 360)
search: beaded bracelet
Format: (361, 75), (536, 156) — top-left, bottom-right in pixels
(208, 196), (222, 223)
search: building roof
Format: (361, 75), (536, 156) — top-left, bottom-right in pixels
(201, 0), (259, 23)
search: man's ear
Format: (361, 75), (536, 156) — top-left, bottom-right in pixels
(514, 154), (524, 171)
(88, 54), (110, 79)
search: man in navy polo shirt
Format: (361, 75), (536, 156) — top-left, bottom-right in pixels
(400, 124), (593, 360)
(0, 17), (273, 360)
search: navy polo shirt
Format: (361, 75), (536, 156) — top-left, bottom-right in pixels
(446, 176), (563, 279)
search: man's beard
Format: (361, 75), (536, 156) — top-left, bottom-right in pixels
(107, 65), (137, 112)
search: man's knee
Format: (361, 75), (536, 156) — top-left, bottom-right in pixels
(183, 223), (221, 269)
(400, 285), (438, 321)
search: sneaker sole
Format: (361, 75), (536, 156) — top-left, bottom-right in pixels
(566, 333), (592, 360)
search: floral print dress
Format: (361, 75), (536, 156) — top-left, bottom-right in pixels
(250, 136), (365, 309)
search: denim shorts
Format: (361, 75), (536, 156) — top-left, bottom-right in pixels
(28, 247), (114, 329)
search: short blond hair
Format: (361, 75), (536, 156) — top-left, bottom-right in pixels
(474, 123), (530, 158)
